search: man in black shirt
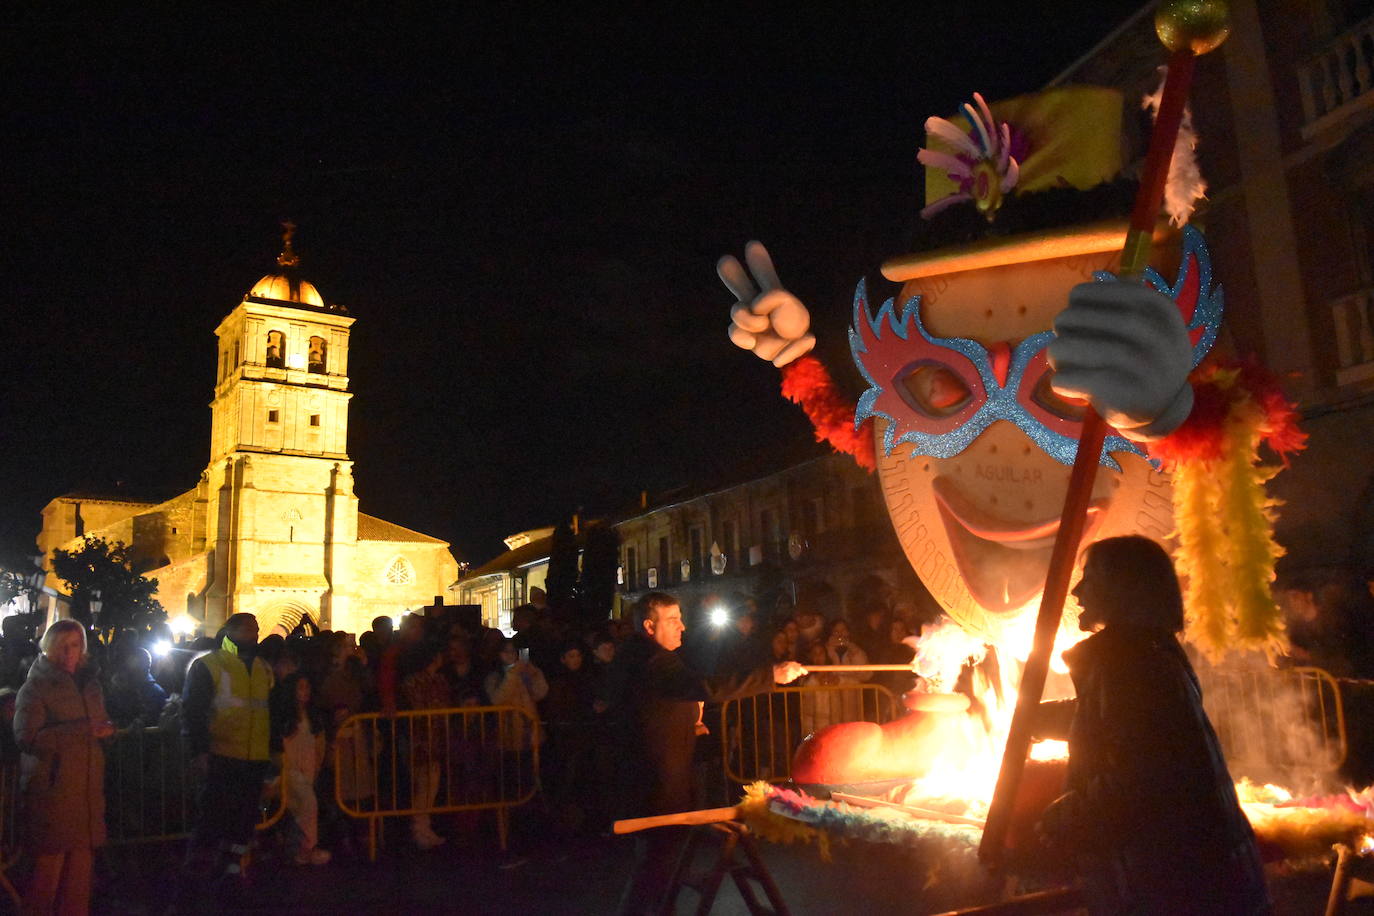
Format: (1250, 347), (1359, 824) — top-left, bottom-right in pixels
(605, 592), (805, 914)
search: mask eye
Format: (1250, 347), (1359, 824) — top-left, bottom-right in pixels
(1032, 369), (1090, 421)
(898, 363), (973, 418)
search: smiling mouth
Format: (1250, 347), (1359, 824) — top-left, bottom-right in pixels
(932, 477), (1106, 615)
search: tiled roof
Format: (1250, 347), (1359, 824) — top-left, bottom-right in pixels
(357, 513), (447, 545)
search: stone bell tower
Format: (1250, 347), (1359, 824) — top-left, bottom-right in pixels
(202, 223), (359, 631)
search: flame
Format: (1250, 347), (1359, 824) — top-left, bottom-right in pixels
(906, 620), (987, 693)
(824, 610), (1374, 863)
(877, 627), (1374, 866)
(878, 604), (1085, 814)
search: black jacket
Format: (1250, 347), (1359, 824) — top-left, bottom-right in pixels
(1042, 626), (1269, 914)
(603, 633), (773, 816)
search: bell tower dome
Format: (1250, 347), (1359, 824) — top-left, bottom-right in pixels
(202, 222), (360, 629)
(208, 221), (355, 463)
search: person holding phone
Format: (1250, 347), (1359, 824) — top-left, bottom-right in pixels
(485, 638), (548, 752)
(14, 618), (114, 915)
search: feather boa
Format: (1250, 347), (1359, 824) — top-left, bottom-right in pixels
(1144, 67), (1207, 227)
(1150, 358), (1307, 661)
(780, 357), (876, 471)
(738, 782), (979, 862)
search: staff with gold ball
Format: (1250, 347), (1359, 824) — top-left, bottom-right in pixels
(978, 0), (1233, 868)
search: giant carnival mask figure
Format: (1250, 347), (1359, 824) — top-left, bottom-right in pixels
(720, 87), (1225, 645)
(712, 85), (1306, 800)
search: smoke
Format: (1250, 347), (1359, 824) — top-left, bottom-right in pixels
(1194, 651), (1345, 795)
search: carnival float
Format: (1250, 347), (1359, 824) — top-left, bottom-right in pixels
(617, 2), (1374, 912)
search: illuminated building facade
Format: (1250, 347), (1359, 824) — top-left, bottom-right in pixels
(38, 232), (457, 635)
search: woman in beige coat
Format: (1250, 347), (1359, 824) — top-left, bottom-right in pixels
(14, 619), (113, 915)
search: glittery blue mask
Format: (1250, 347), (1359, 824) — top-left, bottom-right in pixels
(849, 225), (1222, 471)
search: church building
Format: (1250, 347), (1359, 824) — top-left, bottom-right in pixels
(37, 228), (458, 636)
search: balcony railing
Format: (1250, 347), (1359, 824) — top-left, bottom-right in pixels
(1298, 15), (1374, 137)
(1332, 288), (1374, 386)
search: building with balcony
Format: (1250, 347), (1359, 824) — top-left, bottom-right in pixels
(613, 454), (933, 626)
(1056, 0), (1374, 619)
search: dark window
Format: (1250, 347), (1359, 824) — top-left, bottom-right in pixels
(723, 520), (738, 568)
(658, 536), (670, 582)
(760, 509), (780, 563)
(1334, 0), (1374, 29)
(689, 527), (703, 575)
(309, 414), (321, 427)
(626, 546), (638, 590)
(267, 409), (280, 424)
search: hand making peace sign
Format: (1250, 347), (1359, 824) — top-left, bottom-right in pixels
(717, 241), (815, 367)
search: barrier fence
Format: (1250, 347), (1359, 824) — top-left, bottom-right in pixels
(1196, 664), (1347, 782)
(719, 667), (1349, 793)
(332, 705), (541, 862)
(104, 727), (287, 845)
(719, 682), (900, 789)
(0, 664), (1340, 895)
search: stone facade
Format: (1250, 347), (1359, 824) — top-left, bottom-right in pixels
(39, 252), (457, 636)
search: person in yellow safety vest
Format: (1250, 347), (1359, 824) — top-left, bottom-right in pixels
(178, 613), (274, 899)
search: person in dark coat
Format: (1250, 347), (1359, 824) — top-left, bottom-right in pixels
(14, 618), (113, 915)
(1036, 535), (1271, 915)
(605, 592), (806, 915)
(107, 646), (168, 727)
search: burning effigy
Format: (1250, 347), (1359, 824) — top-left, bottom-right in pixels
(710, 1), (1374, 908)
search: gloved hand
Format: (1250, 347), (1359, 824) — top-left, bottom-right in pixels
(718, 241), (816, 367)
(1048, 278), (1194, 441)
(1035, 790), (1080, 850)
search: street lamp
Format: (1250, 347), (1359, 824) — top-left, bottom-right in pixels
(88, 589), (102, 630)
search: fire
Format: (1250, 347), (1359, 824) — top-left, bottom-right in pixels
(882, 605), (1084, 814)
(856, 615), (1374, 863)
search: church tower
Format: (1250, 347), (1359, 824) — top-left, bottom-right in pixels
(202, 224), (360, 631)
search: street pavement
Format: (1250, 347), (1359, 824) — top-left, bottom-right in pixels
(85, 821), (1343, 915)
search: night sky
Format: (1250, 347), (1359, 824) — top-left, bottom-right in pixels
(2, 4), (1153, 567)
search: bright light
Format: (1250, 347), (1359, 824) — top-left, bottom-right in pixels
(392, 614), (404, 629)
(151, 639), (172, 658)
(169, 616), (197, 636)
(708, 606), (730, 627)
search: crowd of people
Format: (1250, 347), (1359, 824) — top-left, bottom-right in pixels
(0, 591), (923, 913)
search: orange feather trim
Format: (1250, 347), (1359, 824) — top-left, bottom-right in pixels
(780, 357), (876, 472)
(1149, 357), (1307, 469)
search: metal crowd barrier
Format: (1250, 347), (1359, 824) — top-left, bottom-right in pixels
(1195, 664), (1347, 782)
(104, 726), (286, 845)
(332, 705), (541, 862)
(720, 682), (899, 789)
